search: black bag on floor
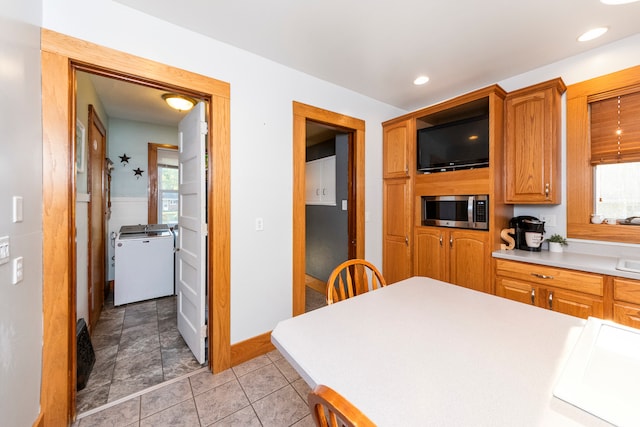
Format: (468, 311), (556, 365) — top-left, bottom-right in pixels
(76, 318), (95, 391)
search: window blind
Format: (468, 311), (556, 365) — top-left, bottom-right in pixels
(590, 90), (640, 165)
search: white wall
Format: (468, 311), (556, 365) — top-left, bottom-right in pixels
(499, 34), (640, 259)
(42, 0), (406, 343)
(0, 0), (43, 425)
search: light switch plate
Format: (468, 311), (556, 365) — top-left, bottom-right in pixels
(12, 196), (23, 223)
(0, 236), (9, 265)
(12, 256), (23, 284)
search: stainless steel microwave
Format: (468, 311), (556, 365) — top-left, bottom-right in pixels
(421, 195), (489, 230)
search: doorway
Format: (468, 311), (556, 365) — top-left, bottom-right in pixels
(41, 30), (231, 425)
(292, 102), (366, 316)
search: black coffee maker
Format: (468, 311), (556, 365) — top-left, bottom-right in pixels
(509, 216), (546, 252)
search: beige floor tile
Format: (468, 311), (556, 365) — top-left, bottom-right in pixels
(140, 399), (199, 427)
(251, 385), (310, 427)
(194, 379), (250, 425)
(77, 397), (140, 427)
(210, 405), (262, 427)
(189, 368), (236, 396)
(140, 378), (193, 419)
(231, 354), (272, 377)
(273, 356), (301, 383)
(237, 364), (289, 402)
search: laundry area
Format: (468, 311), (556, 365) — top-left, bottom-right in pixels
(114, 223), (175, 306)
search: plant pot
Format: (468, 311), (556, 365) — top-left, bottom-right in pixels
(549, 242), (563, 253)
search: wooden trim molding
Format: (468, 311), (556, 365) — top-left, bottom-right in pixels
(41, 29), (231, 425)
(292, 102), (366, 316)
(147, 143), (178, 224)
(230, 332), (276, 366)
(566, 65), (640, 243)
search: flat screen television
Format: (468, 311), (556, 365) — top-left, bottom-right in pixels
(417, 115), (489, 173)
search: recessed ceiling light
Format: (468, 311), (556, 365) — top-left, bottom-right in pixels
(578, 27), (608, 42)
(414, 76), (430, 85)
(600, 0), (639, 5)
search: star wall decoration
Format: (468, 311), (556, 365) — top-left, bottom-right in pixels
(133, 167), (144, 179)
(119, 153), (131, 165)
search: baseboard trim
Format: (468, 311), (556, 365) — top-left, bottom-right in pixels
(33, 411), (44, 427)
(230, 331), (275, 366)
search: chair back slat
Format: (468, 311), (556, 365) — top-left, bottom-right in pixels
(326, 259), (386, 304)
(308, 384), (376, 427)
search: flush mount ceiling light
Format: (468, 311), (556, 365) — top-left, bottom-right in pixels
(578, 27), (608, 42)
(413, 75), (430, 85)
(162, 93), (196, 111)
(600, 0), (639, 4)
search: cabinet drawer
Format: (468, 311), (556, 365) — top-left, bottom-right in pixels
(613, 302), (640, 329)
(495, 259), (603, 296)
(613, 277), (640, 305)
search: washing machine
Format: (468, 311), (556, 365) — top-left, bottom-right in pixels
(114, 224), (175, 306)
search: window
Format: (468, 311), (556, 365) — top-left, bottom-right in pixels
(158, 164), (178, 225)
(566, 65), (640, 243)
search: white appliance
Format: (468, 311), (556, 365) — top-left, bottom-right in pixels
(114, 224), (174, 306)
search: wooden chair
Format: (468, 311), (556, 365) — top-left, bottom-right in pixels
(308, 384), (376, 427)
(326, 259), (386, 304)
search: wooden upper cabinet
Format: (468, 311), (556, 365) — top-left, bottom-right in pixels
(504, 78), (566, 204)
(383, 119), (414, 178)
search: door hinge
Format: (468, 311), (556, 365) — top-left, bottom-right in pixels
(201, 324), (208, 338)
(200, 121), (209, 135)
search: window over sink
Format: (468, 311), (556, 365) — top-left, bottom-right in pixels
(567, 65), (640, 243)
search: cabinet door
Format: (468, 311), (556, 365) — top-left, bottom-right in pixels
(305, 159), (322, 203)
(495, 277), (536, 306)
(320, 155), (336, 205)
(449, 230), (490, 293)
(383, 178), (412, 283)
(542, 288), (603, 319)
(505, 79), (564, 204)
(613, 303), (640, 329)
(414, 227), (447, 282)
(305, 156), (336, 205)
(383, 119), (413, 179)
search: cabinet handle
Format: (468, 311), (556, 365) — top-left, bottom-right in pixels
(548, 291), (554, 310)
(545, 183), (550, 199)
(405, 235), (409, 246)
(439, 235), (443, 246)
(322, 188), (326, 195)
(531, 289), (535, 305)
(449, 236), (453, 248)
(531, 273), (554, 280)
(316, 189), (320, 196)
(405, 165), (409, 175)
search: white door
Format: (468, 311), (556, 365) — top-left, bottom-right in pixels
(176, 101), (208, 364)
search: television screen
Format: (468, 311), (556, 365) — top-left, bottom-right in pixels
(417, 115), (489, 173)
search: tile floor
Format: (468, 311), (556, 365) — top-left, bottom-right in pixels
(76, 294), (204, 414)
(74, 350), (315, 427)
(75, 286), (326, 425)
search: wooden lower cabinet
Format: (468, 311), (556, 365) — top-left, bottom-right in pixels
(415, 227), (491, 293)
(613, 277), (640, 328)
(383, 178), (412, 283)
(495, 259), (604, 319)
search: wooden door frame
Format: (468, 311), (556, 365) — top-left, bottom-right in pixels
(86, 104), (107, 331)
(292, 101), (365, 316)
(148, 143), (179, 224)
(41, 29), (231, 425)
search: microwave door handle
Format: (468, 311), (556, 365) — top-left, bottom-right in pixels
(468, 195), (475, 226)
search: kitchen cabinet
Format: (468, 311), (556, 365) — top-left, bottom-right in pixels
(305, 155), (336, 205)
(495, 259), (604, 319)
(383, 119), (412, 179)
(383, 178), (412, 283)
(504, 78), (566, 204)
(612, 277), (640, 328)
(382, 118), (414, 283)
(415, 227), (491, 293)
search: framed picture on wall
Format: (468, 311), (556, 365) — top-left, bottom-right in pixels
(76, 119), (86, 173)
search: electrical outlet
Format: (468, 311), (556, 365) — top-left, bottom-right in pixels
(540, 214), (557, 227)
(255, 217), (264, 231)
(12, 256), (23, 285)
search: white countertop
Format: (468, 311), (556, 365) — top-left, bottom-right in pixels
(493, 249), (640, 280)
(272, 277), (615, 426)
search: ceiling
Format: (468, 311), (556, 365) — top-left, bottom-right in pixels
(112, 0), (640, 112)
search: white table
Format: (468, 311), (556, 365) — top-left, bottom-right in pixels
(271, 276), (614, 426)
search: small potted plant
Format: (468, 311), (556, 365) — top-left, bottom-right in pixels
(547, 234), (568, 253)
